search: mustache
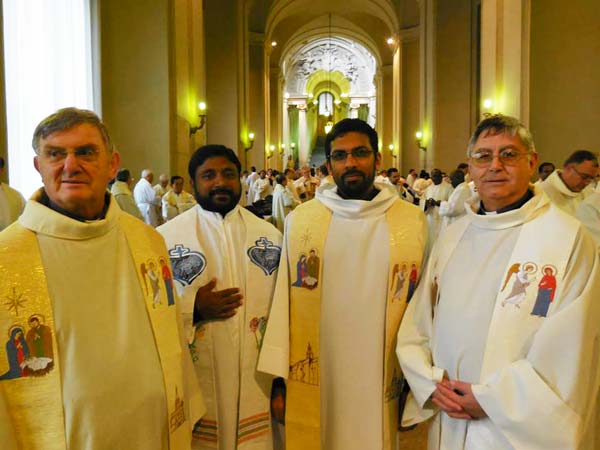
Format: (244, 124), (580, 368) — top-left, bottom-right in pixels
(342, 169), (365, 179)
(209, 187), (234, 196)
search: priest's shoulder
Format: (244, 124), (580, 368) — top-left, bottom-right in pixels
(0, 220), (32, 245)
(239, 206), (282, 237)
(118, 208), (164, 238)
(544, 200), (587, 232)
(156, 204), (197, 232)
(390, 197), (427, 224)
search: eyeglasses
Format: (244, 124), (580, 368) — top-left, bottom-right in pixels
(571, 166), (598, 184)
(469, 148), (529, 167)
(39, 146), (101, 163)
(329, 148), (374, 162)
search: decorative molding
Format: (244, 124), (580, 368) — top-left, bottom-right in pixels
(398, 26), (420, 43)
(249, 32), (265, 46)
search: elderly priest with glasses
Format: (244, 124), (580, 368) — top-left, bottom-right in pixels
(397, 114), (600, 450)
(0, 107), (204, 450)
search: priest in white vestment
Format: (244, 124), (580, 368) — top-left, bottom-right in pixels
(0, 156), (25, 231)
(540, 150), (598, 216)
(271, 175), (296, 232)
(576, 184), (600, 248)
(110, 168), (145, 221)
(293, 166), (319, 201)
(253, 170), (273, 202)
(162, 175), (197, 221)
(159, 145), (282, 450)
(259, 119), (428, 450)
(0, 108), (204, 450)
(422, 169), (453, 249)
(439, 171), (477, 230)
(397, 114), (600, 450)
(134, 169), (162, 227)
(246, 167), (259, 205)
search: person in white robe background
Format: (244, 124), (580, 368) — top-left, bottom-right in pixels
(246, 166), (259, 205)
(134, 168), (162, 227)
(271, 174), (296, 232)
(0, 107), (204, 450)
(154, 173), (170, 198)
(293, 166), (319, 201)
(253, 170), (273, 202)
(110, 168), (145, 221)
(422, 168), (453, 250)
(159, 145), (282, 450)
(406, 168), (417, 187)
(259, 119), (428, 450)
(0, 156), (25, 231)
(576, 183), (600, 248)
(540, 150), (598, 216)
(534, 161), (555, 185)
(284, 168), (303, 204)
(397, 114), (600, 450)
(439, 169), (477, 230)
(162, 175), (196, 221)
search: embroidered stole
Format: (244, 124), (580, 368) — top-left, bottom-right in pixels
(0, 217), (190, 449)
(162, 207), (281, 449)
(429, 198), (578, 380)
(285, 198), (427, 450)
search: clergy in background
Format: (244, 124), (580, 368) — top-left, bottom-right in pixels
(162, 175), (196, 221)
(159, 145), (282, 450)
(134, 168), (162, 227)
(397, 114), (600, 450)
(422, 167), (454, 252)
(0, 107), (204, 449)
(258, 118), (428, 450)
(0, 156), (25, 230)
(272, 174), (296, 232)
(540, 149), (598, 216)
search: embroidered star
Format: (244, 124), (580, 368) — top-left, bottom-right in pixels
(4, 287), (26, 316)
(299, 229), (312, 248)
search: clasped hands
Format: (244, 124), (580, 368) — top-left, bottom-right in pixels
(431, 378), (487, 420)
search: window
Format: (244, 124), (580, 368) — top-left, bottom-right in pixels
(3, 0), (95, 197)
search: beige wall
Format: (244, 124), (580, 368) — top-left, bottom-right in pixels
(100, 0), (172, 181)
(434, 0), (474, 172)
(248, 39), (266, 170)
(401, 40), (421, 174)
(205, 0), (242, 155)
(529, 0), (600, 165)
(381, 64), (394, 169)
(173, 0), (206, 185)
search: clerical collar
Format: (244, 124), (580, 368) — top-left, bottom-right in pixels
(478, 189), (534, 215)
(39, 190), (110, 222)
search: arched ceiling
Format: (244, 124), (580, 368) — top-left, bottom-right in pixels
(247, 0), (420, 68)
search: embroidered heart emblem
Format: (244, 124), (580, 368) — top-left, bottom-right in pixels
(168, 244), (207, 285)
(247, 237), (281, 276)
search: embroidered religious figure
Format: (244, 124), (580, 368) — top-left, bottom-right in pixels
(501, 262), (537, 308)
(159, 257), (175, 306)
(0, 326), (29, 380)
(530, 265), (557, 317)
(392, 263), (407, 300)
(145, 260), (162, 308)
(407, 263), (418, 302)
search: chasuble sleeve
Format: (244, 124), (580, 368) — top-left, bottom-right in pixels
(472, 230), (600, 450)
(257, 220), (291, 379)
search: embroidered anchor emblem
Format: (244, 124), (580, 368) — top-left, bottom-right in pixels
(168, 244), (207, 285)
(247, 237), (281, 276)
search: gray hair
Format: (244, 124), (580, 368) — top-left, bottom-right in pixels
(141, 169), (153, 178)
(32, 107), (114, 154)
(466, 114), (536, 157)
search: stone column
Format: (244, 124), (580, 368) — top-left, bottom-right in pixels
(297, 103), (308, 166)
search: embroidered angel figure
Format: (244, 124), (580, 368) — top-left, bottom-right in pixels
(501, 262), (536, 308)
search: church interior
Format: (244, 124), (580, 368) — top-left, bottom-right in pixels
(1, 0), (598, 188)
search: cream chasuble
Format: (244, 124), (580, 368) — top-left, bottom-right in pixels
(258, 184), (428, 450)
(158, 204), (282, 450)
(397, 189), (600, 450)
(540, 170), (585, 216)
(0, 182), (25, 231)
(576, 189), (600, 248)
(0, 193), (204, 450)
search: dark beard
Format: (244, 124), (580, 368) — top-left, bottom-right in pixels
(334, 168), (376, 200)
(194, 187), (241, 216)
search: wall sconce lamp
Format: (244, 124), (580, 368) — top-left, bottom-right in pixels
(388, 144), (397, 159)
(189, 102), (207, 136)
(279, 143), (285, 156)
(245, 132), (255, 152)
(415, 131), (426, 152)
(267, 145), (275, 159)
(482, 98), (494, 118)
(290, 142), (296, 152)
(324, 121), (334, 134)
